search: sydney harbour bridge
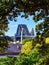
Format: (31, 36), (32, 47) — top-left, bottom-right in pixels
(15, 24), (34, 41)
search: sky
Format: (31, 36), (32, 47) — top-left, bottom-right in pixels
(5, 14), (44, 36)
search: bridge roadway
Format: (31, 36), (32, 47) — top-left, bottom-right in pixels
(16, 36), (34, 38)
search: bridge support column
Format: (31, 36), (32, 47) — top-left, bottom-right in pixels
(21, 28), (23, 44)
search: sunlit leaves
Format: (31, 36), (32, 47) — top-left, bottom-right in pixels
(21, 41), (33, 54)
(22, 0), (27, 3)
(45, 37), (49, 44)
(35, 17), (49, 37)
(0, 0), (49, 21)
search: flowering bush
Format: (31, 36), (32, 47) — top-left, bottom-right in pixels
(21, 41), (33, 54)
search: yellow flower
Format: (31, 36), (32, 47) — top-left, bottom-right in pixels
(35, 43), (42, 47)
(45, 37), (49, 44)
(21, 41), (32, 54)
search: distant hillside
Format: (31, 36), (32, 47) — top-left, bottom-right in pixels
(10, 36), (14, 40)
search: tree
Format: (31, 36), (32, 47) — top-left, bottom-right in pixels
(36, 18), (49, 37)
(0, 37), (11, 52)
(0, 0), (49, 35)
(0, 0), (49, 21)
(0, 0), (49, 29)
(0, 0), (49, 51)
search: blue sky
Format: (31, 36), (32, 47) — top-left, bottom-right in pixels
(5, 15), (44, 36)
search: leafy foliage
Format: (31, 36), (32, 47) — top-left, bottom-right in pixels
(36, 18), (49, 37)
(0, 44), (49, 65)
(0, 36), (12, 52)
(0, 0), (49, 52)
(0, 0), (49, 65)
(21, 41), (33, 54)
(0, 0), (49, 21)
(22, 39), (32, 45)
(0, 56), (16, 65)
(0, 36), (49, 65)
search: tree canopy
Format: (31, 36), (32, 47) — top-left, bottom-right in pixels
(0, 0), (49, 36)
(0, 0), (49, 33)
(0, 0), (49, 21)
(36, 18), (49, 37)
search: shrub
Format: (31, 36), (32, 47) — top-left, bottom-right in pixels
(22, 39), (32, 45)
(0, 36), (12, 52)
(15, 54), (29, 65)
(0, 47), (4, 52)
(0, 37), (49, 65)
(0, 56), (16, 65)
(21, 41), (33, 54)
(15, 48), (43, 65)
(0, 44), (49, 65)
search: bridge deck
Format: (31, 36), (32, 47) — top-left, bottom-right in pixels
(16, 36), (34, 38)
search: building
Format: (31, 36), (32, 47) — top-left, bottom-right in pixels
(30, 28), (34, 36)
